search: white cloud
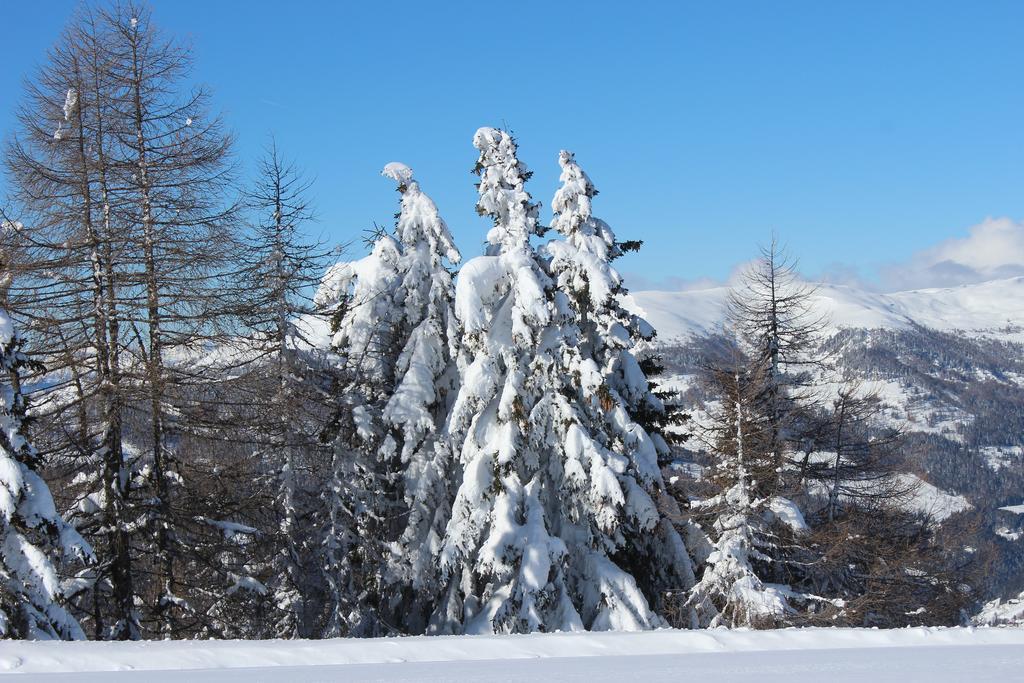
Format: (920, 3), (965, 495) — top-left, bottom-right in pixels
(880, 217), (1024, 291)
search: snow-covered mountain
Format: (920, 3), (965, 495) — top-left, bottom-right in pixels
(632, 276), (1024, 604)
(624, 276), (1024, 343)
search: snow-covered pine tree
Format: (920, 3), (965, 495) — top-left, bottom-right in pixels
(0, 307), (94, 639)
(435, 127), (577, 634)
(541, 150), (696, 629)
(438, 130), (695, 634)
(316, 162), (463, 637)
(685, 360), (794, 628)
(376, 163), (462, 634)
(315, 216), (405, 638)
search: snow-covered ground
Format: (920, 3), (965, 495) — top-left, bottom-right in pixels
(976, 593), (1024, 628)
(983, 446), (1024, 471)
(5, 627), (1024, 681)
(896, 472), (972, 521)
(624, 276), (1024, 342)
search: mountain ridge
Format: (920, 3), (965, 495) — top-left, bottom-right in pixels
(625, 276), (1024, 343)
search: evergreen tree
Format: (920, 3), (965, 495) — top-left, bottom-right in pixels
(376, 163), (461, 634)
(542, 150), (696, 628)
(436, 127), (576, 633)
(685, 360), (794, 627)
(316, 162), (462, 636)
(316, 214), (404, 637)
(0, 306), (93, 639)
(437, 130), (695, 633)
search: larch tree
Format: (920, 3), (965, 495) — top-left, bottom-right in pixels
(816, 384), (908, 522)
(685, 357), (796, 628)
(689, 240), (834, 626)
(4, 3), (248, 638)
(104, 4), (242, 636)
(233, 140), (333, 639)
(3, 6), (140, 638)
(725, 239), (827, 496)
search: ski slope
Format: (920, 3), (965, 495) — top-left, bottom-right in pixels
(4, 627), (1023, 681)
(624, 276), (1024, 342)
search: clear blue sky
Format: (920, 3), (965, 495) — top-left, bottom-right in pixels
(3, 0), (1024, 290)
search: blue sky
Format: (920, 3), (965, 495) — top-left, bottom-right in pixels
(3, 0), (1024, 291)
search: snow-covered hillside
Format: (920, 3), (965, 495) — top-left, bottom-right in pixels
(4, 627), (1023, 681)
(624, 276), (1024, 342)
(641, 275), (1024, 607)
(976, 591), (1024, 626)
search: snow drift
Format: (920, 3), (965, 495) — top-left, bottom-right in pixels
(1, 627), (1022, 680)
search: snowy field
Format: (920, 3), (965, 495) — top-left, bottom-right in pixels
(3, 627), (1024, 682)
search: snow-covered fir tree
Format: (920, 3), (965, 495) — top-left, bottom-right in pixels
(436, 127), (572, 634)
(542, 150), (696, 628)
(436, 130), (694, 634)
(316, 161), (463, 636)
(685, 362), (794, 628)
(0, 308), (93, 639)
(375, 163), (462, 634)
(316, 226), (403, 637)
